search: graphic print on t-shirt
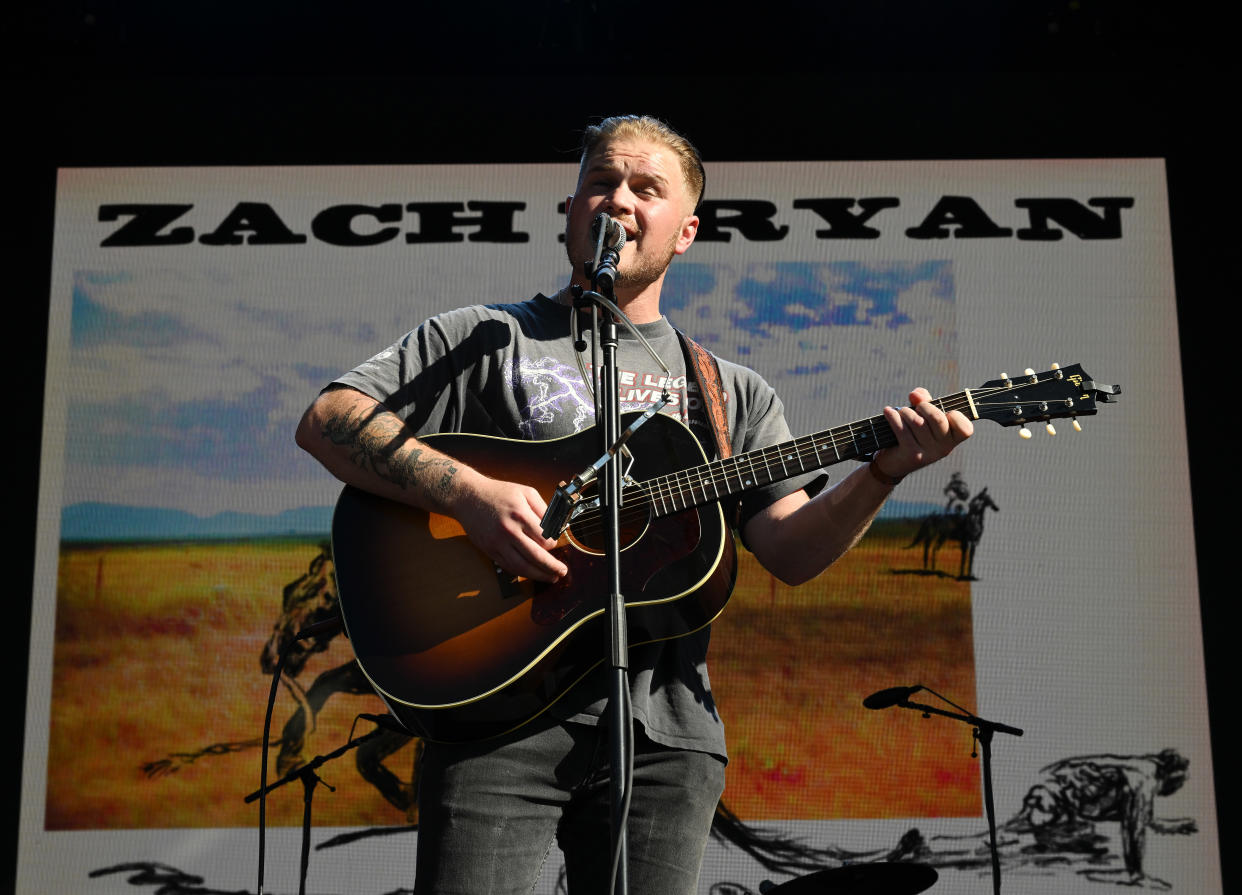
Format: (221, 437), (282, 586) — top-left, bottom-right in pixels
(513, 357), (595, 437)
(514, 356), (703, 441)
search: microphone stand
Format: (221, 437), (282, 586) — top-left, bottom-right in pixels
(246, 721), (389, 895)
(573, 223), (632, 895)
(894, 692), (1023, 895)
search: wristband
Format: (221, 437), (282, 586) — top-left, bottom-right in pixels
(867, 459), (903, 487)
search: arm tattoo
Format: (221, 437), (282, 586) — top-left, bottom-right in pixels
(321, 403), (459, 497)
(397, 448), (460, 499)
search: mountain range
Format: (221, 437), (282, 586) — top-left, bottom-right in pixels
(60, 497), (943, 542)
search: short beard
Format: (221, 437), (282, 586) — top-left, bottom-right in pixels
(614, 252), (673, 289)
(572, 229), (679, 291)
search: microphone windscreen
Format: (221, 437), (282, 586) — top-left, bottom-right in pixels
(608, 218), (626, 250)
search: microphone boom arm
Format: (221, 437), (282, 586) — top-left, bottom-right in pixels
(899, 699), (1024, 738)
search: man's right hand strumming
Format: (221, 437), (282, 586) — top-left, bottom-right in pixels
(447, 474), (567, 584)
(295, 386), (565, 583)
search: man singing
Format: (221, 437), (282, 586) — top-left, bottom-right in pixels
(296, 114), (973, 894)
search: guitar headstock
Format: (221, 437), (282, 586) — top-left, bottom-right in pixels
(971, 364), (1121, 436)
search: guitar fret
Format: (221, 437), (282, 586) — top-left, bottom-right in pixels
(744, 453), (759, 488)
(656, 476), (670, 516)
(750, 449), (764, 484)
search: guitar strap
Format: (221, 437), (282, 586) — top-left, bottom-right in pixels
(675, 330), (732, 460)
(677, 330), (743, 530)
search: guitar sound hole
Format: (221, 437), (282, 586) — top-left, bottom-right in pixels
(565, 487), (651, 554)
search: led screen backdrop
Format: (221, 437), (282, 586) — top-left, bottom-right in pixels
(21, 159), (1220, 893)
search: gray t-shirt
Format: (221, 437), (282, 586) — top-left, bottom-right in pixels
(334, 294), (822, 758)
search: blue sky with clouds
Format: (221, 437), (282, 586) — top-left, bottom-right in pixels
(664, 260), (957, 437)
(61, 259), (955, 516)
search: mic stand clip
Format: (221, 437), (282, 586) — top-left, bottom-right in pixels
(540, 397), (668, 539)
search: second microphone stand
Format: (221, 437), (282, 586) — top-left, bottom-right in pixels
(893, 688), (1023, 895)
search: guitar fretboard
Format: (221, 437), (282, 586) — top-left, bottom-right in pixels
(641, 389), (973, 517)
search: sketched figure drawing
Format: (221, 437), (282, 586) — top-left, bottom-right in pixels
(143, 546), (421, 820)
(258, 545), (421, 818)
(1003, 749), (1195, 887)
(693, 750), (1197, 894)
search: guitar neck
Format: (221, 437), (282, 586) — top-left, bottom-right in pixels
(642, 388), (975, 517)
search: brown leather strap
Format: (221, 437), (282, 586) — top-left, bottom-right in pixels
(677, 331), (732, 460)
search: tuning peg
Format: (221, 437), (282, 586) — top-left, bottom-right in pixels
(1019, 426), (1032, 439)
(1023, 368), (1035, 376)
(1045, 423), (1057, 436)
(1050, 362), (1060, 370)
(1072, 419), (1082, 432)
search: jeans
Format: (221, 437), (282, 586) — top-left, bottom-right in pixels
(414, 719), (727, 895)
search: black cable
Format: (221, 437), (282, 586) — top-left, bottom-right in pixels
(256, 636), (289, 895)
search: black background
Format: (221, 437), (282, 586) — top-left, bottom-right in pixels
(5, 1), (1231, 890)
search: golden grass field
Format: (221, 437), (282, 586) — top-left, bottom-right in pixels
(47, 529), (979, 830)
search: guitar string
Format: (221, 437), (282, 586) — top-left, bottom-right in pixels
(562, 382), (1077, 541)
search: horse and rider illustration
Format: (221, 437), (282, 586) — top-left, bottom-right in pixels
(905, 473), (999, 580)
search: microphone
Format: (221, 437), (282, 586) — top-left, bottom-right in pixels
(862, 684), (923, 709)
(591, 213), (626, 253)
(586, 213), (626, 290)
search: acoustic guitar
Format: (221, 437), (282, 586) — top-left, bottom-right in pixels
(331, 364), (1119, 742)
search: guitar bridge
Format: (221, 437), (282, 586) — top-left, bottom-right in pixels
(494, 563), (524, 599)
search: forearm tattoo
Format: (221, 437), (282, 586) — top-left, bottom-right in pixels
(321, 404), (458, 498)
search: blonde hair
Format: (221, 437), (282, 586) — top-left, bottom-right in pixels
(578, 115), (705, 211)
